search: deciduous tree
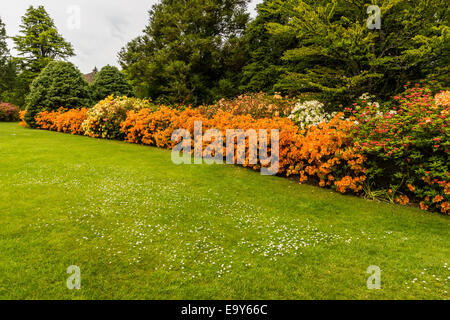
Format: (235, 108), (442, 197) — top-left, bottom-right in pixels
(262, 0), (449, 106)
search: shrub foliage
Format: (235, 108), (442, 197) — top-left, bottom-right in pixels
(82, 95), (154, 140)
(25, 61), (91, 127)
(0, 102), (20, 121)
(90, 65), (133, 102)
(348, 86), (449, 214)
(29, 86), (450, 214)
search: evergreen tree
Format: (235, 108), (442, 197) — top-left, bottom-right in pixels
(119, 0), (250, 105)
(0, 17), (17, 102)
(25, 61), (91, 127)
(12, 5), (74, 105)
(240, 0), (297, 93)
(90, 65), (133, 102)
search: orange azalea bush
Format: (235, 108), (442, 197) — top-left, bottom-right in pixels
(285, 113), (367, 193)
(19, 110), (27, 127)
(55, 108), (88, 134)
(210, 111), (296, 171)
(122, 107), (299, 171)
(121, 106), (184, 148)
(27, 88), (447, 214)
(35, 108), (88, 135)
(35, 109), (61, 131)
(121, 106), (367, 193)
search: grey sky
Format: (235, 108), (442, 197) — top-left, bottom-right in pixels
(0, 0), (262, 74)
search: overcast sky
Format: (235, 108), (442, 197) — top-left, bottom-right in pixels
(0, 0), (262, 74)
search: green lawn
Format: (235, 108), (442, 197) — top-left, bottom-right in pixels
(0, 122), (448, 300)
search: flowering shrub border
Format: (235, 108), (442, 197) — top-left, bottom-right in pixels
(28, 89), (449, 215)
(198, 92), (297, 119)
(347, 87), (449, 214)
(288, 100), (336, 130)
(121, 107), (367, 193)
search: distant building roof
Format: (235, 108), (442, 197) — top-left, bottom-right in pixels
(83, 70), (97, 83)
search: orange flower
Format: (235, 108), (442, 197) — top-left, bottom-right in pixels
(432, 195), (444, 203)
(440, 202), (449, 214)
(407, 184), (415, 192)
(434, 90), (450, 107)
(395, 195), (409, 205)
(419, 202), (429, 211)
(19, 110), (27, 127)
(35, 108), (87, 135)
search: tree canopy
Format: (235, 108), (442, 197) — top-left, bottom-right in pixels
(12, 5), (74, 72)
(25, 61), (91, 127)
(239, 0), (297, 93)
(0, 1), (448, 109)
(0, 17), (17, 102)
(119, 0), (250, 105)
(90, 65), (133, 102)
(261, 0), (450, 105)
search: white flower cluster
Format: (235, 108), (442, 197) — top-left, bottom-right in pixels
(357, 93), (383, 118)
(288, 100), (335, 130)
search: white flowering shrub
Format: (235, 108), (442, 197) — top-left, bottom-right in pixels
(345, 93), (385, 125)
(354, 93), (383, 116)
(288, 100), (335, 129)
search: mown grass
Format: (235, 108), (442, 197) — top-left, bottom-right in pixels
(0, 122), (448, 300)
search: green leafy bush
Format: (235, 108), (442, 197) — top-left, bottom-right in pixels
(82, 95), (154, 140)
(90, 65), (133, 102)
(25, 61), (91, 127)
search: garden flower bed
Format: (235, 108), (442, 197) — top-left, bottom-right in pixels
(24, 87), (449, 214)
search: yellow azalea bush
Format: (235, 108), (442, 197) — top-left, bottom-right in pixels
(82, 95), (154, 140)
(435, 90), (450, 107)
(198, 92), (297, 119)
